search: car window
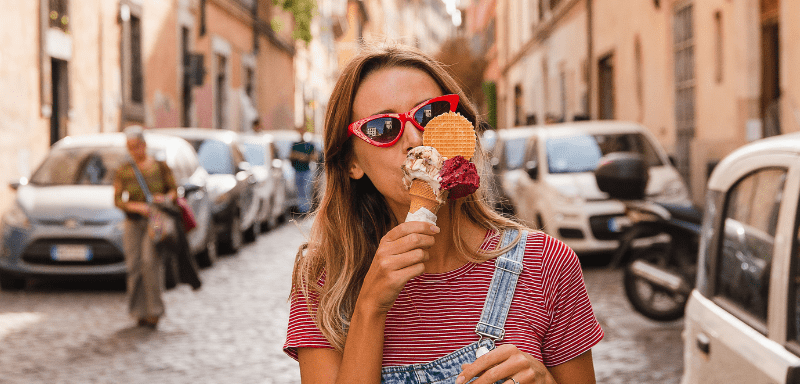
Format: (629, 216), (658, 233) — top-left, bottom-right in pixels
(790, 199), (800, 348)
(546, 135), (603, 173)
(194, 139), (235, 175)
(716, 168), (786, 325)
(30, 147), (128, 186)
(242, 142), (266, 166)
(504, 137), (528, 170)
(593, 133), (663, 167)
(545, 132), (662, 174)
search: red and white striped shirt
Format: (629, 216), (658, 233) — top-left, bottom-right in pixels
(283, 231), (604, 367)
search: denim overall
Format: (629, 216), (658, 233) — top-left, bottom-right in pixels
(381, 229), (528, 384)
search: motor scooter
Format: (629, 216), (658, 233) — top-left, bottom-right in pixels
(595, 152), (702, 321)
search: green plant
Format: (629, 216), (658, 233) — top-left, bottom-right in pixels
(273, 0), (315, 44)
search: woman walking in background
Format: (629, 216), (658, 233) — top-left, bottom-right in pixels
(113, 126), (177, 328)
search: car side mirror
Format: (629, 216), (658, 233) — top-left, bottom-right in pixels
(525, 161), (538, 180)
(182, 182), (202, 195)
(490, 157), (501, 172)
(237, 162), (252, 173)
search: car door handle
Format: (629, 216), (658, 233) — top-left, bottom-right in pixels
(696, 332), (710, 355)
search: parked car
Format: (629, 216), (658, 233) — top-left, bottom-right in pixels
(239, 133), (287, 230)
(682, 132), (800, 383)
(0, 132), (216, 290)
(270, 130), (325, 213)
(153, 128), (259, 252)
(489, 121), (692, 255)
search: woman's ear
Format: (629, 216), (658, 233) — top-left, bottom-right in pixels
(348, 158), (365, 179)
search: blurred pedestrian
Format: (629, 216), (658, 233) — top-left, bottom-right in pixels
(289, 128), (317, 213)
(283, 42), (602, 383)
(113, 126), (178, 329)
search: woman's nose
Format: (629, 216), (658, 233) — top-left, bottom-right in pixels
(402, 120), (423, 151)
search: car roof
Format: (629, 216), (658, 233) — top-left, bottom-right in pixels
(239, 132), (276, 144)
(707, 131), (800, 188)
(55, 131), (191, 150)
(496, 121), (648, 139)
(151, 127), (240, 144)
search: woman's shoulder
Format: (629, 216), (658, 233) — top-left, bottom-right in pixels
(521, 230), (578, 265)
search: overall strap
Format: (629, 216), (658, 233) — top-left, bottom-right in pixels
(475, 229), (527, 341)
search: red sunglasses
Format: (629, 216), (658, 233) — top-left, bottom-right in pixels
(347, 94), (459, 147)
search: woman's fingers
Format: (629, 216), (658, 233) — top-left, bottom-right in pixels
(456, 344), (554, 384)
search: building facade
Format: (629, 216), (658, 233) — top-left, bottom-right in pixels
(495, 0), (800, 205)
(0, 0), (296, 215)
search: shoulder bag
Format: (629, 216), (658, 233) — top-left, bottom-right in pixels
(130, 160), (179, 245)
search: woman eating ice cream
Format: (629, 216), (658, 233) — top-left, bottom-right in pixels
(283, 42), (603, 384)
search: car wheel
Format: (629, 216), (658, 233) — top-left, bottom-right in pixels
(221, 215), (243, 254)
(197, 232), (218, 268)
(245, 219), (260, 243)
(0, 273), (25, 291)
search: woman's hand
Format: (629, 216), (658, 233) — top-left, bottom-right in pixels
(356, 221), (439, 315)
(456, 344), (556, 384)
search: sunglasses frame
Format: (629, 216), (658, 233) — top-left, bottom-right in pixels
(347, 94), (459, 148)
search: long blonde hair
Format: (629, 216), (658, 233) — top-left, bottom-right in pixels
(291, 42), (525, 351)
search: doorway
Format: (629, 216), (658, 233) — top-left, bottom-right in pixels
(598, 54), (614, 120)
(50, 58), (68, 146)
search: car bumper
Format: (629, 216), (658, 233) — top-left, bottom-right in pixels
(0, 222), (127, 279)
(544, 200), (625, 255)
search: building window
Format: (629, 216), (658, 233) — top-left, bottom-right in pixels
(121, 1), (144, 122)
(514, 85), (523, 126)
(598, 53), (615, 120)
(215, 54), (228, 130)
(49, 0), (69, 31)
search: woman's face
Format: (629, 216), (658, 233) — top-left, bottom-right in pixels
(349, 66), (444, 213)
(126, 138), (147, 162)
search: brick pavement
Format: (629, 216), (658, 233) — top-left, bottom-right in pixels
(0, 218), (683, 383)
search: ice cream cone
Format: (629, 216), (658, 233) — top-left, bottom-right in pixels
(409, 179), (442, 214)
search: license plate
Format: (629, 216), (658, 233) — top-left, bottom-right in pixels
(51, 244), (93, 261)
(608, 217), (631, 233)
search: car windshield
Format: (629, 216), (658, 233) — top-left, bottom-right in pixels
(187, 139), (234, 175)
(242, 143), (266, 166)
(503, 138), (528, 170)
(546, 132), (663, 174)
(30, 146), (129, 186)
(273, 139), (293, 160)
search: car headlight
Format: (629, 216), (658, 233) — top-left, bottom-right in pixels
(551, 188), (583, 207)
(2, 204), (30, 230)
(660, 180), (688, 200)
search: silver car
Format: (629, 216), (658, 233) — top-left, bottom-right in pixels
(0, 132), (216, 290)
(240, 133), (287, 230)
(682, 132), (800, 383)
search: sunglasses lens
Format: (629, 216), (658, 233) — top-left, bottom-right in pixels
(414, 100), (452, 128)
(360, 117), (403, 144)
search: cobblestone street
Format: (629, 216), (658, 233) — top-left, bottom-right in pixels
(0, 218), (682, 383)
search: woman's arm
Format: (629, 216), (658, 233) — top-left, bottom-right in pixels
(296, 221), (439, 384)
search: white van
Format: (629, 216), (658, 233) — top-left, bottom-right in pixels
(682, 132), (800, 383)
(490, 121), (691, 255)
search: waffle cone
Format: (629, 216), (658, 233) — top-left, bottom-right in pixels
(423, 112), (476, 160)
(408, 180), (442, 214)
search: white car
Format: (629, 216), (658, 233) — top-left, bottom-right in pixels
(490, 121), (691, 255)
(682, 132), (800, 383)
(240, 133), (288, 230)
